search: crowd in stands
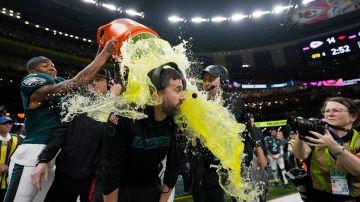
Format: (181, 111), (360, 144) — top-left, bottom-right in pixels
(0, 15), (98, 58)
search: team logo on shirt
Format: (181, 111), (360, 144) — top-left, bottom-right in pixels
(132, 136), (171, 149)
(22, 77), (47, 87)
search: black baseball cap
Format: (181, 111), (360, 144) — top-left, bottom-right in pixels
(201, 65), (225, 78)
(25, 56), (51, 70)
(95, 69), (111, 81)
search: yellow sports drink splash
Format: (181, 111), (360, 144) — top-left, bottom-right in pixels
(175, 86), (261, 200)
(62, 19), (261, 200)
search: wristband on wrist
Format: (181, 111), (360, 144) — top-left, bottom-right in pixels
(36, 159), (49, 166)
(333, 146), (346, 157)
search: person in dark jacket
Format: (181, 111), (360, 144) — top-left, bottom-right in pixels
(191, 65), (267, 202)
(102, 63), (186, 202)
(31, 69), (122, 202)
(248, 113), (269, 202)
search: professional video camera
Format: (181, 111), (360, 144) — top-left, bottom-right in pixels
(287, 116), (325, 138)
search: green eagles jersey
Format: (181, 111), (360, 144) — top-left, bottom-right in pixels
(20, 73), (65, 144)
(264, 136), (282, 155)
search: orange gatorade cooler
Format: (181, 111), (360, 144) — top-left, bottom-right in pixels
(97, 18), (160, 57)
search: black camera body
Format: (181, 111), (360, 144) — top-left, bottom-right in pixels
(288, 117), (325, 138)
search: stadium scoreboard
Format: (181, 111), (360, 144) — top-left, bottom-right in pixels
(301, 25), (360, 61)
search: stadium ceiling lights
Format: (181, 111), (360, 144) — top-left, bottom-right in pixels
(82, 0), (96, 4)
(1, 7), (21, 18)
(273, 5), (293, 14)
(251, 10), (271, 18)
(125, 9), (144, 18)
(80, 1), (144, 17)
(168, 16), (185, 23)
(191, 17), (208, 23)
(167, 4), (298, 23)
(231, 14), (248, 21)
(211, 16), (228, 23)
(302, 0), (316, 5)
(102, 3), (117, 11)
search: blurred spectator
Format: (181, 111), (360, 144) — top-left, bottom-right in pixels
(0, 116), (21, 202)
(248, 114), (268, 202)
(287, 131), (300, 170)
(265, 129), (288, 185)
(18, 124), (26, 139)
(277, 131), (290, 170)
(179, 155), (191, 194)
(0, 106), (5, 117)
(188, 138), (202, 202)
(249, 114), (268, 164)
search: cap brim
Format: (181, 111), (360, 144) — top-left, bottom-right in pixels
(0, 119), (14, 124)
(201, 71), (218, 78)
(93, 74), (106, 79)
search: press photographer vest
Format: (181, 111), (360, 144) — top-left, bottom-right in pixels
(310, 129), (360, 197)
(0, 135), (19, 189)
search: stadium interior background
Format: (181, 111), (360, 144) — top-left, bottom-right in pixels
(1, 0), (360, 133)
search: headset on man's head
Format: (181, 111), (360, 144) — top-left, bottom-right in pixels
(147, 62), (186, 90)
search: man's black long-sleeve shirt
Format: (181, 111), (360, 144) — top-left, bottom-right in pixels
(102, 106), (184, 195)
(37, 113), (106, 179)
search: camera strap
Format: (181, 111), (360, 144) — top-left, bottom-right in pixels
(326, 128), (358, 152)
(327, 124), (352, 133)
(325, 126), (344, 146)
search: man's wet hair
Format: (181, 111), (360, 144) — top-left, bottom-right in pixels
(159, 68), (185, 90)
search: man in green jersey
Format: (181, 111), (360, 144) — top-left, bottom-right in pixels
(264, 129), (288, 185)
(4, 40), (116, 202)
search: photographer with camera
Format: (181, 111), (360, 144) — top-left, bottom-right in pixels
(292, 97), (360, 201)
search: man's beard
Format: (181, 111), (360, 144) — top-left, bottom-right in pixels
(161, 102), (180, 116)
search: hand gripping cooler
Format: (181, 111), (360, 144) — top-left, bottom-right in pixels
(97, 18), (160, 57)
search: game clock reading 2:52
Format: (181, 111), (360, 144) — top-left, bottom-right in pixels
(301, 26), (360, 61)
